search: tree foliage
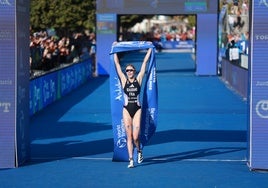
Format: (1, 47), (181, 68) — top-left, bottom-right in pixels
(30, 0), (96, 36)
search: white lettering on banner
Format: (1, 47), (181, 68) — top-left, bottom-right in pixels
(116, 120), (126, 148)
(33, 85), (41, 108)
(148, 67), (156, 90)
(144, 108), (156, 140)
(255, 34), (268, 41)
(0, 79), (12, 85)
(256, 100), (268, 119)
(259, 0), (268, 7)
(150, 108), (155, 121)
(117, 41), (146, 47)
(116, 120), (126, 138)
(43, 80), (49, 103)
(256, 81), (268, 86)
(0, 0), (11, 6)
(50, 79), (56, 96)
(149, 73), (153, 90)
(175, 41), (194, 48)
(60, 70), (75, 93)
(0, 30), (12, 40)
(0, 102), (11, 112)
(114, 77), (122, 101)
(42, 79), (56, 103)
(153, 67), (156, 83)
(61, 74), (67, 92)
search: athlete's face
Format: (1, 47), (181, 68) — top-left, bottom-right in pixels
(125, 66), (135, 78)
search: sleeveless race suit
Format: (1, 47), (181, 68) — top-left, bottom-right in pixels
(123, 78), (141, 118)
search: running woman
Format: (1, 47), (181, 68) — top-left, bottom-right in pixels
(113, 44), (152, 168)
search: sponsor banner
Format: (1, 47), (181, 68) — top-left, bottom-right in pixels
(0, 0), (16, 168)
(249, 0), (268, 170)
(97, 0), (216, 14)
(109, 41), (158, 161)
(29, 72), (58, 115)
(161, 40), (194, 49)
(30, 60), (91, 116)
(96, 14), (117, 75)
(184, 1), (207, 12)
(97, 14), (116, 34)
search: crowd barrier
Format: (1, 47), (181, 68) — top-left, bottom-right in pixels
(161, 40), (194, 49)
(29, 59), (92, 116)
(221, 58), (248, 99)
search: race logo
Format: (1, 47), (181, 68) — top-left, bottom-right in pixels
(117, 137), (126, 148)
(256, 100), (268, 118)
(116, 121), (126, 148)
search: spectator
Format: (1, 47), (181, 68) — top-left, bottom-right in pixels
(58, 37), (70, 65)
(233, 14), (245, 31)
(232, 0), (239, 15)
(30, 35), (42, 70)
(42, 39), (56, 71)
(30, 30), (93, 76)
(89, 33), (97, 76)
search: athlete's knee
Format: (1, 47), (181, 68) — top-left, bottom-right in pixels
(133, 135), (139, 143)
(127, 133), (133, 141)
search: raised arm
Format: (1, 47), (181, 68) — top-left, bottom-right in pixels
(114, 52), (126, 86)
(137, 48), (152, 84)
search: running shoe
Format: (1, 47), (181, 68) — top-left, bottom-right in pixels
(128, 159), (134, 168)
(137, 151), (143, 164)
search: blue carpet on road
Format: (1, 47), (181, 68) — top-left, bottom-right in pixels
(1, 51), (267, 188)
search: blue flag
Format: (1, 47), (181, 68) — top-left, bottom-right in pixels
(109, 41), (158, 161)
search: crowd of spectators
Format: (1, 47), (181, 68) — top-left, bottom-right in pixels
(141, 22), (193, 41)
(151, 22), (195, 43)
(221, 0), (249, 67)
(30, 30), (96, 77)
(121, 17), (195, 52)
(226, 0), (248, 34)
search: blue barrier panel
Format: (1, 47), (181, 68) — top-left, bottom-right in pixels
(30, 60), (91, 116)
